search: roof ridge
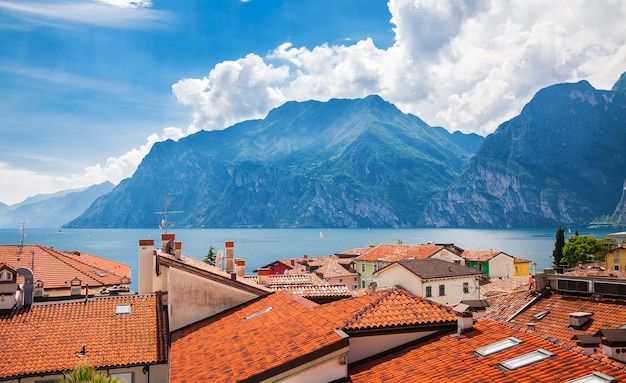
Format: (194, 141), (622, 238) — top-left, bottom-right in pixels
(342, 288), (399, 328)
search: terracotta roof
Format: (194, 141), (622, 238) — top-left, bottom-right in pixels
(0, 245), (130, 289)
(332, 288), (458, 331)
(169, 291), (347, 383)
(337, 247), (373, 256)
(243, 274), (322, 286)
(315, 258), (358, 279)
(508, 291), (626, 348)
(276, 285), (354, 299)
(0, 294), (168, 379)
(310, 287), (458, 332)
(349, 319), (626, 382)
(381, 258), (483, 280)
(170, 288), (458, 382)
(480, 276), (535, 297)
(355, 244), (443, 262)
(515, 257), (532, 263)
(461, 249), (510, 262)
(484, 290), (542, 321)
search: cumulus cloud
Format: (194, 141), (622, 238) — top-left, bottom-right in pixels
(0, 127), (184, 205)
(172, 0), (626, 135)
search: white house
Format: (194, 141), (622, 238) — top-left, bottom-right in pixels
(373, 258), (483, 306)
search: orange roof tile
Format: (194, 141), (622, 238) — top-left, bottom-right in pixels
(0, 245), (130, 289)
(349, 319), (626, 382)
(169, 291), (347, 383)
(315, 287), (458, 331)
(315, 258), (358, 279)
(484, 290), (541, 321)
(355, 244), (443, 262)
(508, 292), (626, 348)
(461, 249), (510, 262)
(0, 294), (168, 379)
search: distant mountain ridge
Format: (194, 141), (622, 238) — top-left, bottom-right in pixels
(67, 95), (479, 228)
(422, 78), (626, 227)
(0, 182), (114, 229)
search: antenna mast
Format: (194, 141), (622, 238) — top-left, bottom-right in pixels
(155, 193), (183, 233)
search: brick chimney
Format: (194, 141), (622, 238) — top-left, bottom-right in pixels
(174, 241), (182, 260)
(236, 259), (246, 277)
(225, 241), (235, 274)
(257, 268), (270, 286)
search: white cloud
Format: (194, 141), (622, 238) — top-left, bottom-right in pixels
(0, 0), (168, 30)
(0, 127), (184, 205)
(172, 0), (626, 136)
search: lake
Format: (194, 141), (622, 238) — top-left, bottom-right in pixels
(1, 226), (621, 292)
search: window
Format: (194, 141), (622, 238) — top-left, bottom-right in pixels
(463, 282), (469, 293)
(361, 263), (365, 272)
(567, 371), (617, 383)
(475, 337), (522, 356)
(361, 280), (366, 289)
(116, 303), (132, 315)
(439, 284), (445, 296)
(426, 286), (432, 297)
(110, 372), (133, 383)
(500, 348), (554, 370)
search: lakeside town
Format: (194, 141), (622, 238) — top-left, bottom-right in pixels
(1, 231), (626, 382)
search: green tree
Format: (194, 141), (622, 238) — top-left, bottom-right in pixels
(561, 235), (608, 266)
(552, 226), (565, 267)
(58, 364), (122, 383)
(203, 245), (216, 265)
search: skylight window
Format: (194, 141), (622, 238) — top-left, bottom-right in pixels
(116, 303), (132, 315)
(243, 306), (273, 321)
(499, 348), (554, 370)
(567, 372), (617, 383)
(475, 337), (523, 356)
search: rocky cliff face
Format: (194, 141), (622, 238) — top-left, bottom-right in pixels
(422, 78), (626, 228)
(68, 96), (478, 228)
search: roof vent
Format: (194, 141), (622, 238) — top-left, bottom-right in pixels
(533, 310), (549, 321)
(598, 329), (626, 363)
(569, 312), (593, 329)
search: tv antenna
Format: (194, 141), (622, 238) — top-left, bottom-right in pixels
(155, 193), (183, 233)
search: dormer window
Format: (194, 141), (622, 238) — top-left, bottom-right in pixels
(0, 270), (13, 281)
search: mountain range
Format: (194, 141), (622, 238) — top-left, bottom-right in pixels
(4, 72), (625, 229)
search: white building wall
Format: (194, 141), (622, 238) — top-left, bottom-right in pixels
(347, 331), (436, 364)
(167, 267), (258, 331)
(431, 249), (465, 265)
(270, 347), (349, 383)
(489, 253), (515, 278)
(374, 266), (480, 306)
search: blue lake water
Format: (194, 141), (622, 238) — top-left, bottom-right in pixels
(1, 227), (621, 292)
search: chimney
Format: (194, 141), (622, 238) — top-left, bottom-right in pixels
(162, 233), (176, 253)
(569, 312), (593, 329)
(174, 241), (182, 259)
(225, 241), (235, 274)
(236, 259), (246, 277)
(454, 304), (474, 334)
(257, 268), (270, 286)
(138, 239), (155, 295)
(599, 329), (626, 363)
(16, 268), (34, 306)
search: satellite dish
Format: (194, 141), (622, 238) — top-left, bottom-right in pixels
(164, 239), (175, 255)
(215, 249), (224, 268)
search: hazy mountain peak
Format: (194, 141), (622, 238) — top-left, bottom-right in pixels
(612, 71), (626, 92)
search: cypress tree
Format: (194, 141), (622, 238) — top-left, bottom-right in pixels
(552, 226), (565, 267)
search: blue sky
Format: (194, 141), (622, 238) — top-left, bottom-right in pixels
(1, 0), (625, 206)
